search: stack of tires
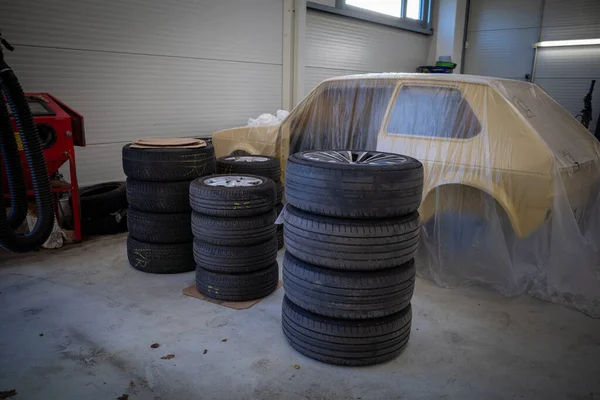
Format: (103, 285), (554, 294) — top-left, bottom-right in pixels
(122, 143), (215, 274)
(216, 155), (284, 249)
(281, 150), (424, 366)
(190, 174), (280, 301)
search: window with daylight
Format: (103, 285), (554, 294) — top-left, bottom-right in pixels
(307, 0), (432, 34)
(345, 0), (401, 18)
(345, 0), (428, 22)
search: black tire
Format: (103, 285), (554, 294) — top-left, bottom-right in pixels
(82, 211), (128, 236)
(77, 181), (127, 219)
(122, 143), (215, 182)
(189, 174), (276, 217)
(285, 150), (423, 218)
(196, 262), (279, 301)
(193, 236), (278, 273)
(216, 155), (281, 182)
(282, 296), (411, 366)
(283, 252), (415, 319)
(127, 236), (194, 274)
(126, 179), (191, 213)
(276, 203), (284, 249)
(277, 226), (284, 250)
(283, 205), (420, 270)
(191, 209), (277, 246)
(275, 181), (283, 204)
(127, 208), (192, 244)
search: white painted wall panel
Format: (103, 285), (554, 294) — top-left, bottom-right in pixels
(0, 0), (284, 185)
(540, 0), (600, 41)
(535, 47), (600, 79)
(1, 0), (283, 65)
(468, 0), (541, 31)
(464, 28), (538, 79)
(542, 0), (600, 31)
(464, 0), (599, 135)
(6, 47), (283, 146)
(70, 143), (128, 186)
(306, 10), (431, 73)
(535, 0), (600, 134)
(541, 24), (600, 42)
(464, 0), (541, 80)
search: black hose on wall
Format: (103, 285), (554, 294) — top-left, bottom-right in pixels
(0, 93), (28, 229)
(0, 39), (54, 252)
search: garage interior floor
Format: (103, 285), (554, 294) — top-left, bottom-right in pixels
(1, 234), (599, 400)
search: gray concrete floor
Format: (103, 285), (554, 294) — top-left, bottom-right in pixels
(0, 233), (599, 400)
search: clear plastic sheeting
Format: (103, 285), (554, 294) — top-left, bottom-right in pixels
(212, 73), (600, 317)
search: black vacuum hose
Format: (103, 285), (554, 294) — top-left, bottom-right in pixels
(0, 37), (55, 252)
(0, 92), (28, 229)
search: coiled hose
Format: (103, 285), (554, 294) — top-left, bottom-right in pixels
(0, 89), (28, 228)
(0, 38), (54, 252)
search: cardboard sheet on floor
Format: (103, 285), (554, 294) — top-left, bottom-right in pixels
(182, 281), (283, 310)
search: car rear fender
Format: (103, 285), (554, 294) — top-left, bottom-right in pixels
(420, 183), (524, 237)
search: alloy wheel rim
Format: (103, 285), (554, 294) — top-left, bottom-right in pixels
(302, 150), (407, 165)
(204, 175), (264, 187)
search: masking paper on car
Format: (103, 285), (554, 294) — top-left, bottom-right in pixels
(212, 73), (600, 317)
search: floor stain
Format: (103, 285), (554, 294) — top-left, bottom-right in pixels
(20, 307), (43, 317)
(251, 358), (271, 373)
(444, 331), (464, 344)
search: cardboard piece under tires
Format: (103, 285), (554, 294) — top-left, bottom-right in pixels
(182, 281), (282, 310)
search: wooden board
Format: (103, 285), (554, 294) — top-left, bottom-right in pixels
(182, 281), (283, 310)
(131, 138), (207, 149)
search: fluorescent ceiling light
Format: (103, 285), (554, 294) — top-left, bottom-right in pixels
(534, 39), (600, 48)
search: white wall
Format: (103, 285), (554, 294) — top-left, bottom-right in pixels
(0, 0), (284, 185)
(427, 0), (468, 71)
(303, 9), (433, 95)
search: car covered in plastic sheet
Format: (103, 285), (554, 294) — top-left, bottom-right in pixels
(212, 73), (600, 317)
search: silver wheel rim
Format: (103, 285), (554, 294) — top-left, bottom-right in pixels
(224, 156), (270, 163)
(204, 175), (264, 187)
(302, 150), (407, 165)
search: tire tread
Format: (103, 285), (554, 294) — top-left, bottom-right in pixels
(282, 296), (412, 366)
(283, 252), (415, 319)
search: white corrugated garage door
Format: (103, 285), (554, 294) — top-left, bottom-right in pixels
(304, 9), (432, 96)
(464, 0), (600, 133)
(0, 0), (283, 185)
(534, 0), (600, 133)
(463, 0), (541, 80)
